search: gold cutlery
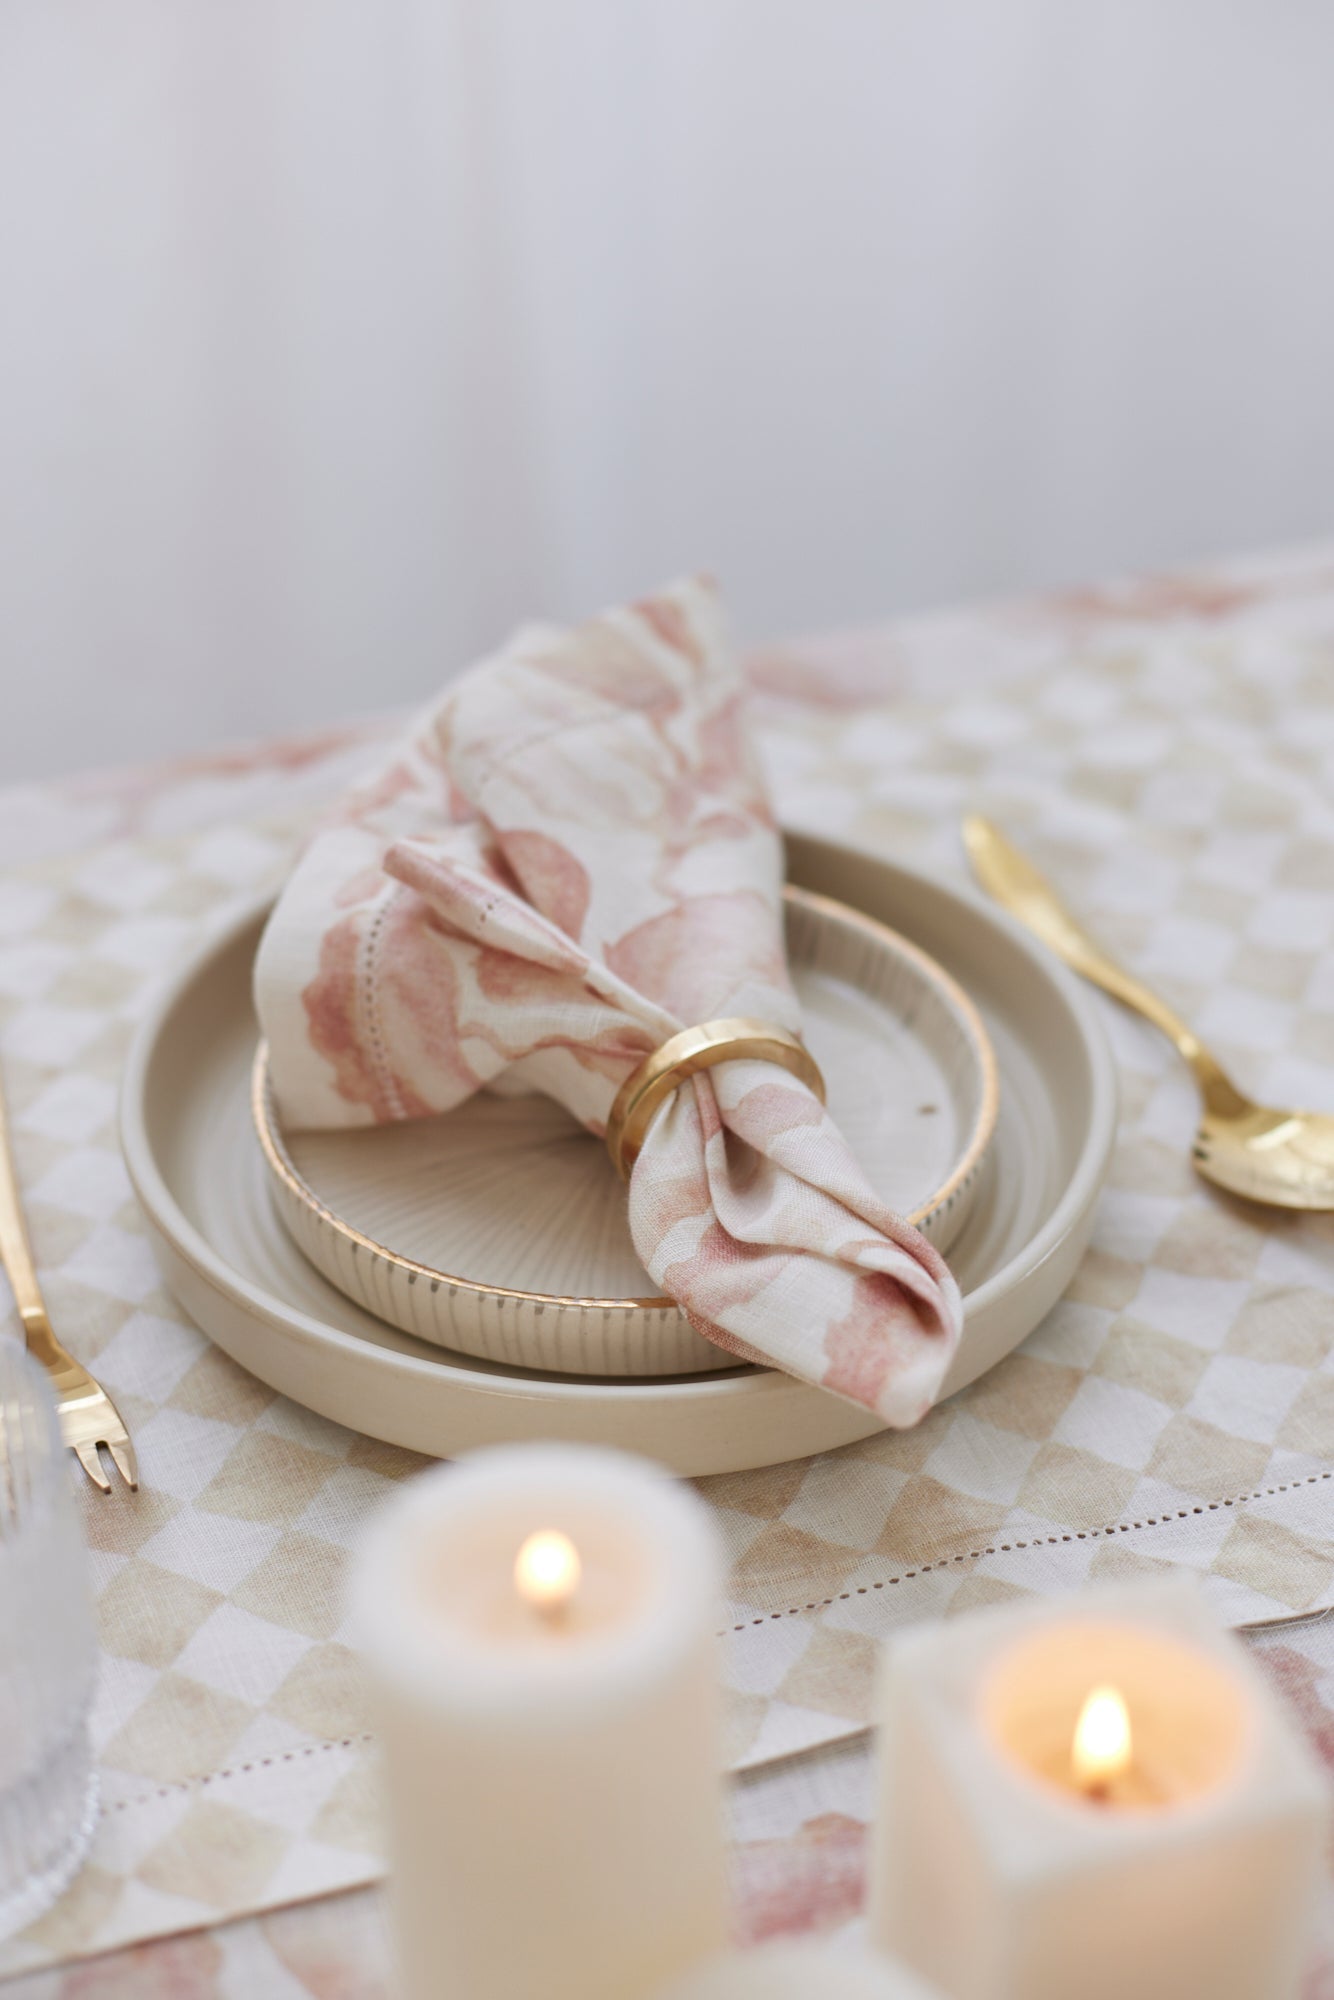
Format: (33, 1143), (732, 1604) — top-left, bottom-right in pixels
(964, 814), (1334, 1211)
(0, 1064), (138, 1493)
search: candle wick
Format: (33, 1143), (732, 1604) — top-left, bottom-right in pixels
(1085, 1780), (1111, 1806)
(513, 1529), (582, 1625)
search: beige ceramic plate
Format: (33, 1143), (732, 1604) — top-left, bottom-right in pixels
(120, 834), (1117, 1476)
(254, 884), (999, 1377)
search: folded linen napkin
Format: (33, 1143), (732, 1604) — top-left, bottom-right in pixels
(255, 578), (962, 1423)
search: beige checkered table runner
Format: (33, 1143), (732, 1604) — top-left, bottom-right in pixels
(3, 543), (1334, 1978)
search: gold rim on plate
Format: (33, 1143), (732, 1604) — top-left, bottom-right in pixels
(252, 883), (1000, 1314)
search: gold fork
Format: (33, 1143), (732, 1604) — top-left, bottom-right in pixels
(0, 1063), (138, 1494)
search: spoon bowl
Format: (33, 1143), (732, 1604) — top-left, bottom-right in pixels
(1194, 1103), (1334, 1210)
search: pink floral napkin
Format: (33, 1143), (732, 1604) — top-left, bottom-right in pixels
(255, 579), (961, 1423)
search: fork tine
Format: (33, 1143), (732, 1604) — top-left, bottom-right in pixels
(105, 1436), (139, 1491)
(72, 1436), (112, 1495)
(2, 1049), (139, 1495)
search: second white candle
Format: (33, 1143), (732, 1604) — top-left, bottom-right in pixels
(348, 1443), (728, 2000)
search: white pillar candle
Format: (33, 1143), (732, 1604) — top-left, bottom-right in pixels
(869, 1579), (1328, 2000)
(348, 1444), (728, 2000)
(654, 1941), (941, 1996)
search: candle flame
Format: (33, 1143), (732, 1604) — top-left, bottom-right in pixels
(1072, 1684), (1132, 1793)
(514, 1529), (581, 1617)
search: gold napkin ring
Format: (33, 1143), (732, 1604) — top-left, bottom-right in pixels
(604, 1017), (826, 1180)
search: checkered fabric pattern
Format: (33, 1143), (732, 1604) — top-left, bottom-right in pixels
(3, 543), (1334, 1977)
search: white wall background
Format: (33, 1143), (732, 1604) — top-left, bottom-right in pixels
(2, 1), (1332, 779)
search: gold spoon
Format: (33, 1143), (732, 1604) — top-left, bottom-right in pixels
(964, 814), (1334, 1211)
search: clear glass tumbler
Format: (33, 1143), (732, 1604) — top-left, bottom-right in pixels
(0, 1344), (98, 1937)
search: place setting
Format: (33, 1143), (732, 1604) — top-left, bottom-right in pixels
(116, 580), (1116, 1476)
(3, 569), (1334, 1997)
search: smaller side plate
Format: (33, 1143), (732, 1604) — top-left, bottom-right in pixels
(255, 883), (999, 1377)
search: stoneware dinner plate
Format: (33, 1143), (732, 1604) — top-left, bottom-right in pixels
(253, 883), (999, 1377)
(120, 832), (1118, 1477)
